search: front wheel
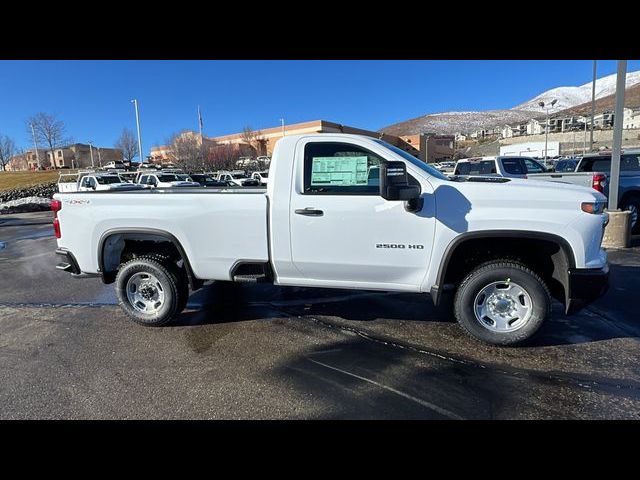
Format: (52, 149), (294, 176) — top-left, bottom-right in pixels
(454, 260), (551, 346)
(115, 256), (188, 327)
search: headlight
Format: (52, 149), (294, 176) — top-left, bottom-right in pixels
(581, 201), (606, 214)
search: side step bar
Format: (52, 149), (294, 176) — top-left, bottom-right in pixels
(56, 262), (72, 271)
(233, 274), (268, 283)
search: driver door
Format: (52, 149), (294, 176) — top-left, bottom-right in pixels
(288, 138), (434, 291)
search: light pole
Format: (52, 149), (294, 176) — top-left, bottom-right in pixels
(539, 99), (558, 158)
(97, 147), (102, 167)
(131, 99), (144, 164)
(609, 60), (628, 212)
(30, 122), (41, 170)
(88, 141), (95, 168)
(280, 118), (285, 137)
(590, 60), (597, 152)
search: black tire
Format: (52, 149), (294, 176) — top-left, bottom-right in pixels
(115, 255), (188, 327)
(453, 260), (551, 346)
(621, 196), (640, 234)
(137, 253), (190, 311)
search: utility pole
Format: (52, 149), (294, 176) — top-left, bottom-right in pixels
(280, 118), (285, 136)
(131, 99), (144, 164)
(97, 147), (102, 167)
(30, 122), (40, 170)
(609, 60), (627, 211)
(88, 141), (95, 168)
(590, 60), (597, 152)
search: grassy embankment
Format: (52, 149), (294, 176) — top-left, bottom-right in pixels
(0, 171), (60, 192)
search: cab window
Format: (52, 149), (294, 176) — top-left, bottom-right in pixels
(501, 158), (526, 175)
(523, 158), (544, 173)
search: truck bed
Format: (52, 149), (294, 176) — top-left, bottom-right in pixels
(54, 188), (269, 280)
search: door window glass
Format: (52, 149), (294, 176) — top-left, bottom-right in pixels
(303, 142), (384, 195)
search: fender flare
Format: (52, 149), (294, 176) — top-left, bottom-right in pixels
(430, 230), (577, 305)
(97, 227), (200, 289)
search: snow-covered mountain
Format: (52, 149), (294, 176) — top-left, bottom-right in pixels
(380, 110), (535, 136)
(380, 70), (640, 136)
(513, 70), (640, 113)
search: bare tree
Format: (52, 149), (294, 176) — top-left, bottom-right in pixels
(0, 134), (17, 171)
(240, 126), (265, 157)
(115, 128), (138, 164)
(27, 113), (68, 169)
(167, 131), (204, 171)
(206, 143), (240, 171)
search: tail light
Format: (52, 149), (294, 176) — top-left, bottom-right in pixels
(51, 199), (62, 239)
(592, 174), (607, 193)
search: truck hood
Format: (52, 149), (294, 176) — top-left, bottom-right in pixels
(443, 176), (607, 206)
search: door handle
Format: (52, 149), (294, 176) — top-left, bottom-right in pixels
(295, 208), (324, 217)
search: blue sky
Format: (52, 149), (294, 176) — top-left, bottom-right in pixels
(1, 60), (638, 155)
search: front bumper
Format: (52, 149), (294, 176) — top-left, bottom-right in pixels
(565, 263), (609, 314)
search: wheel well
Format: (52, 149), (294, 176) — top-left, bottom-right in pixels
(100, 232), (201, 289)
(620, 190), (640, 206)
(439, 236), (573, 304)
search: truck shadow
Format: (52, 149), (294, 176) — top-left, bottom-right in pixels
(172, 280), (638, 348)
(272, 337), (640, 419)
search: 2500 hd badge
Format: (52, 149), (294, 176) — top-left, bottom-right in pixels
(376, 243), (425, 249)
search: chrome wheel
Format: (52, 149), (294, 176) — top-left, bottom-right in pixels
(126, 272), (165, 315)
(626, 203), (638, 229)
(474, 281), (533, 332)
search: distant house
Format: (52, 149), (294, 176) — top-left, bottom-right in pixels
(593, 111), (615, 129)
(623, 107), (640, 129)
(526, 119), (544, 135)
(454, 132), (467, 141)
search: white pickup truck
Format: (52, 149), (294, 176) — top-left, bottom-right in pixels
(57, 171), (146, 193)
(52, 134), (609, 346)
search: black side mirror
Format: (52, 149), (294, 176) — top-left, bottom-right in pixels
(380, 161), (421, 201)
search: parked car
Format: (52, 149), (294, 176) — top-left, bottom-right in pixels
(53, 133), (608, 346)
(573, 150), (640, 232)
(455, 157), (611, 203)
(554, 159), (579, 172)
(189, 174), (233, 188)
(103, 161), (126, 171)
(136, 173), (200, 188)
(217, 172), (260, 187)
(453, 156), (549, 178)
(251, 171), (270, 186)
(58, 171), (146, 193)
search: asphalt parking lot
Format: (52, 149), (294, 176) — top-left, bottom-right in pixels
(1, 211), (639, 419)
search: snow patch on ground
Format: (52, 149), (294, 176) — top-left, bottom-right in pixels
(0, 197), (52, 214)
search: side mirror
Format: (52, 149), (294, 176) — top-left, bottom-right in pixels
(380, 161), (421, 201)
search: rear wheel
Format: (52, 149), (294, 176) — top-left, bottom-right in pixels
(115, 255), (188, 327)
(454, 260), (551, 346)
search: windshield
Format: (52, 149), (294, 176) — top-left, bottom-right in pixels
(373, 139), (450, 181)
(157, 174), (179, 182)
(96, 176), (123, 184)
(259, 172), (269, 178)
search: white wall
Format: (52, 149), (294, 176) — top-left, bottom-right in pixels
(500, 141), (560, 157)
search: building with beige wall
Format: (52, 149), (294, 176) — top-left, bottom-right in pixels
(150, 120), (423, 165)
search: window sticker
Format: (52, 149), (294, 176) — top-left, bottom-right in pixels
(310, 156), (369, 186)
